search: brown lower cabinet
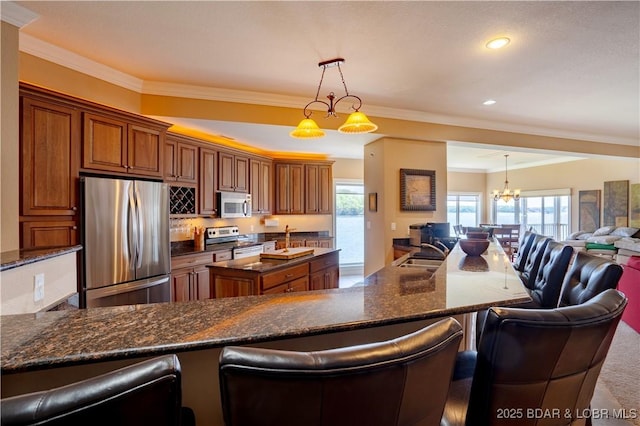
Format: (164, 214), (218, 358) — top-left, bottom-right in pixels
(170, 252), (212, 302)
(210, 250), (339, 298)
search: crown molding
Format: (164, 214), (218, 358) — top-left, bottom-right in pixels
(19, 33), (144, 92)
(18, 33), (638, 148)
(1, 1), (38, 28)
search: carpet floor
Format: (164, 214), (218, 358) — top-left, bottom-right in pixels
(592, 320), (640, 426)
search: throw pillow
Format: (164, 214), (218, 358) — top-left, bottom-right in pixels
(567, 231), (587, 240)
(611, 227), (640, 237)
(592, 226), (616, 236)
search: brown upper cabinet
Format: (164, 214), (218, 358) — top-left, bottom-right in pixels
(82, 112), (166, 177)
(164, 134), (198, 183)
(274, 162), (305, 214)
(218, 150), (249, 192)
(305, 163), (332, 214)
(249, 157), (272, 214)
(199, 147), (218, 216)
(20, 96), (81, 217)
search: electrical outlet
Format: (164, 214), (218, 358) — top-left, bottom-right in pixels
(391, 222), (396, 231)
(250, 224), (254, 232)
(34, 273), (45, 302)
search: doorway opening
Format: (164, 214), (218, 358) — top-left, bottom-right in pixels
(335, 181), (364, 283)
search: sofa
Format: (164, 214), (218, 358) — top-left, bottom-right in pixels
(562, 226), (640, 262)
(618, 256), (640, 333)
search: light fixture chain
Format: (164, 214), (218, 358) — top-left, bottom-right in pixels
(337, 63), (350, 95)
(314, 65), (326, 102)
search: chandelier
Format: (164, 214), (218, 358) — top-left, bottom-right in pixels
(290, 58), (378, 139)
(493, 154), (520, 203)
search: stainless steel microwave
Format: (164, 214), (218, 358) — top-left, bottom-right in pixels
(217, 191), (251, 218)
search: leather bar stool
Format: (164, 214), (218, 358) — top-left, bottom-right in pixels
(558, 250), (623, 307)
(443, 289), (628, 426)
(219, 317), (463, 426)
(525, 240), (574, 308)
(517, 234), (551, 289)
(0, 354), (195, 426)
(511, 231), (536, 273)
(475, 240), (573, 345)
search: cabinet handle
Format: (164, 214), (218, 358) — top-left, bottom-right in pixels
(72, 206), (77, 211)
(284, 273), (293, 278)
(72, 226), (77, 230)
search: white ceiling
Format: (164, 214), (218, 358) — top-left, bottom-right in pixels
(10, 1), (639, 171)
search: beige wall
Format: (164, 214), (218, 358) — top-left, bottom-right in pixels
(333, 158), (364, 181)
(1, 22), (19, 252)
(485, 157), (640, 233)
(364, 138), (447, 275)
(20, 53), (141, 112)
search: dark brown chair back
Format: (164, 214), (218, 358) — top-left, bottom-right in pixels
(559, 251), (623, 307)
(219, 317), (463, 426)
(511, 231), (536, 272)
(518, 234), (551, 288)
(528, 241), (573, 308)
(443, 289), (627, 426)
(0, 355), (193, 426)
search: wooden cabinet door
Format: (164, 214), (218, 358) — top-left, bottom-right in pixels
(250, 159), (272, 214)
(309, 270), (325, 291)
(289, 163), (304, 214)
(275, 163), (304, 214)
(288, 276), (309, 292)
(213, 277), (256, 298)
(306, 164), (320, 213)
(127, 125), (163, 177)
(164, 138), (178, 180)
(21, 220), (78, 249)
(325, 265), (340, 289)
(274, 163), (290, 214)
(317, 164), (332, 213)
(193, 266), (211, 300)
(21, 97), (80, 216)
(171, 269), (191, 302)
(218, 151), (235, 191)
(305, 164), (332, 214)
(199, 147), (217, 215)
(177, 142), (198, 183)
(83, 112), (128, 173)
(234, 155), (249, 192)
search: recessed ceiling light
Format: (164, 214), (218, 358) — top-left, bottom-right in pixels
(486, 37), (510, 49)
(483, 99), (497, 106)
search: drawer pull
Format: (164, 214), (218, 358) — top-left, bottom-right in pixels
(284, 273), (293, 278)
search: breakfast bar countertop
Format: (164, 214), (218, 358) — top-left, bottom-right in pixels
(1, 241), (530, 374)
(0, 245), (82, 272)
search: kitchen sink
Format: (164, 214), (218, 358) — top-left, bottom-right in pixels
(395, 257), (443, 270)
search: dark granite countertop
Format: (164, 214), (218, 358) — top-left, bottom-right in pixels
(0, 245), (83, 272)
(1, 241), (529, 374)
(207, 248), (337, 274)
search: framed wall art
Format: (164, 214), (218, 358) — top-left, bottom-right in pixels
(400, 169), (436, 211)
(630, 183), (640, 228)
(603, 180), (629, 227)
(578, 190), (600, 232)
(368, 192), (378, 212)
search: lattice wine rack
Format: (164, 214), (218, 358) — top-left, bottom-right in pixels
(169, 186), (196, 215)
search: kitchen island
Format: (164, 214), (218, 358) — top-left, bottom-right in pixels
(1, 240), (529, 424)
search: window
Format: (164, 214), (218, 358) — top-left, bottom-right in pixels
(447, 193), (482, 234)
(492, 190), (571, 240)
(335, 182), (364, 266)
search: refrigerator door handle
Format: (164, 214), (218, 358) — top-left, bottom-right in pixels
(128, 184), (139, 270)
(135, 187), (144, 269)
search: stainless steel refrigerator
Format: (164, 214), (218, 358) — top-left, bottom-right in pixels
(81, 176), (171, 308)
